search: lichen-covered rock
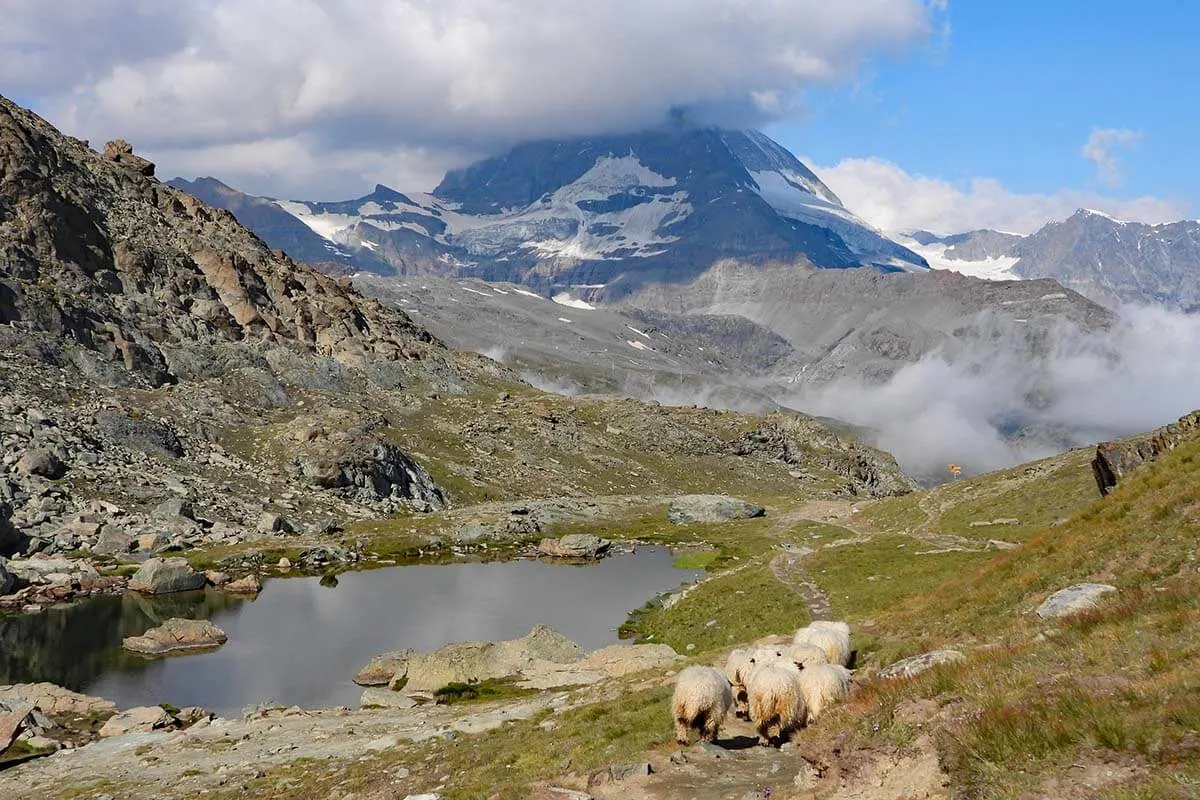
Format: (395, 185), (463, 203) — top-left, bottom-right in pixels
(667, 495), (765, 525)
(536, 534), (611, 560)
(123, 618), (228, 656)
(1092, 410), (1200, 495)
(1036, 583), (1118, 618)
(128, 557), (206, 594)
(878, 650), (965, 680)
(299, 439), (445, 508)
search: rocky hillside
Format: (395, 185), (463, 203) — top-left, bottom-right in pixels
(0, 94), (913, 588)
(900, 209), (1200, 310)
(170, 126), (927, 299)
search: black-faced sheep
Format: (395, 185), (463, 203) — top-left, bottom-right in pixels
(746, 662), (806, 746)
(797, 662), (852, 723)
(672, 665), (733, 745)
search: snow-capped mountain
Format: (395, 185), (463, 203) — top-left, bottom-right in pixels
(172, 127), (927, 298)
(897, 209), (1200, 310)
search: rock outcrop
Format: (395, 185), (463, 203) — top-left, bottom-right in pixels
(667, 495), (765, 525)
(1092, 410), (1200, 495)
(355, 650), (413, 687)
(878, 650), (965, 680)
(122, 618), (228, 656)
(400, 626), (582, 694)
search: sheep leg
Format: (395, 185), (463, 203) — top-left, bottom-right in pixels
(675, 716), (691, 746)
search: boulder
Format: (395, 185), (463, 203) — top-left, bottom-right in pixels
(667, 495), (765, 525)
(225, 574), (262, 594)
(403, 626), (581, 694)
(16, 448), (67, 479)
(135, 532), (171, 552)
(98, 705), (175, 737)
(537, 534), (611, 560)
(878, 650), (965, 680)
(1036, 583), (1118, 619)
(123, 618), (228, 656)
(354, 650), (413, 686)
(0, 558), (13, 595)
(520, 643), (682, 690)
(92, 528), (135, 556)
(153, 497), (194, 520)
(102, 139), (156, 176)
(128, 557), (206, 594)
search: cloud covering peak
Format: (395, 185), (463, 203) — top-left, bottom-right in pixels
(2, 0), (941, 197)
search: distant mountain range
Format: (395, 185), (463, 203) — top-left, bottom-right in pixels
(899, 209), (1200, 311)
(171, 127), (928, 299)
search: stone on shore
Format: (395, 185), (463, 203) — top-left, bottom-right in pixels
(225, 574), (263, 594)
(355, 650), (412, 687)
(667, 495), (765, 525)
(128, 557), (206, 594)
(403, 625), (581, 694)
(122, 618), (228, 656)
(536, 534), (611, 560)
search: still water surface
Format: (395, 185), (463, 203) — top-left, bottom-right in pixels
(0, 548), (698, 716)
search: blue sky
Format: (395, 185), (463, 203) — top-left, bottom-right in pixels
(771, 1), (1199, 215)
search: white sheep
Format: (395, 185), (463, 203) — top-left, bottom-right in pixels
(672, 665), (733, 745)
(797, 663), (853, 724)
(724, 648), (754, 719)
(793, 620), (852, 666)
(746, 662), (806, 746)
(784, 642), (828, 669)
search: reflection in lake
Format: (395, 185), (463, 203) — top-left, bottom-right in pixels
(1, 548), (698, 716)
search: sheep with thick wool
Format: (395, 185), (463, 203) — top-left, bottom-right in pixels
(797, 663), (853, 724)
(746, 662), (807, 746)
(672, 666), (733, 745)
(793, 620), (852, 667)
(724, 648), (754, 719)
(784, 642), (828, 669)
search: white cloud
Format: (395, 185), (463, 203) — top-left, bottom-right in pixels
(1, 0), (943, 197)
(815, 156), (1186, 234)
(1082, 127), (1143, 188)
(789, 305), (1200, 481)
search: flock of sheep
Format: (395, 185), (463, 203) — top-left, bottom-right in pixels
(672, 620), (853, 747)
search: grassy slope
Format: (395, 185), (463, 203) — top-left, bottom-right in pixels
(211, 424), (1197, 799)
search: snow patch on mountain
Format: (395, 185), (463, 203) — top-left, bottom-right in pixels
(552, 292), (596, 310)
(898, 235), (1020, 281)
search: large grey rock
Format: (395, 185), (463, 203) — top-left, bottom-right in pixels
(667, 495), (765, 525)
(537, 534), (611, 560)
(16, 448), (67, 479)
(299, 439), (445, 509)
(153, 497), (194, 520)
(878, 650), (965, 680)
(128, 557), (206, 594)
(123, 618), (228, 656)
(403, 625), (581, 693)
(0, 683), (116, 717)
(1036, 583), (1118, 619)
(0, 558), (12, 595)
(92, 528), (135, 556)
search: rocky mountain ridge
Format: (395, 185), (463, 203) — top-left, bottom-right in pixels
(902, 209), (1200, 310)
